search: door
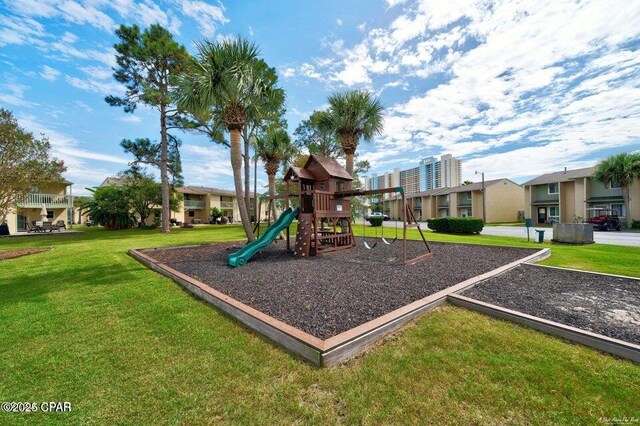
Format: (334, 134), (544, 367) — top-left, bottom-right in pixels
(17, 214), (27, 231)
(537, 207), (547, 224)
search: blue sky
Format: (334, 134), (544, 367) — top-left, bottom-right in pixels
(1, 0), (640, 194)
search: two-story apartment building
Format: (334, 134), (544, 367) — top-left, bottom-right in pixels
(405, 179), (525, 222)
(523, 167), (640, 225)
(98, 178), (266, 225)
(174, 186), (266, 224)
(5, 180), (74, 234)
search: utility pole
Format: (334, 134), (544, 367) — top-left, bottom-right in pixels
(475, 170), (486, 223)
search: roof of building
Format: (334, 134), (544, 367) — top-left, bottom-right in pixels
(406, 178), (519, 198)
(176, 186), (257, 197)
(100, 176), (124, 187)
(522, 166), (595, 186)
(99, 177), (252, 197)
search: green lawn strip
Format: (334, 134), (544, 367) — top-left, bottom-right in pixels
(0, 226), (638, 424)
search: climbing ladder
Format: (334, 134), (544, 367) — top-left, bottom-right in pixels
(295, 213), (313, 257)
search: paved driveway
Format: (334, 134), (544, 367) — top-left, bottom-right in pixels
(375, 221), (640, 247)
(481, 225), (640, 246)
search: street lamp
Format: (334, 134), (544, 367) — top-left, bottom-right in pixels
(475, 170), (486, 223)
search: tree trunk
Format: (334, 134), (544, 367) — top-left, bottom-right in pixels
(230, 128), (255, 241)
(160, 108), (170, 234)
(268, 173), (278, 220)
(254, 155), (258, 223)
(243, 132), (252, 223)
(623, 186), (632, 228)
(345, 152), (355, 178)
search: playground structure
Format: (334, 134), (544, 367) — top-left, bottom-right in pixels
(229, 155), (432, 267)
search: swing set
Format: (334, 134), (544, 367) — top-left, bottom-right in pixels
(344, 186), (432, 265)
(254, 155), (433, 266)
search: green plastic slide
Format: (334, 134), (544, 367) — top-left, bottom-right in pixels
(227, 207), (299, 267)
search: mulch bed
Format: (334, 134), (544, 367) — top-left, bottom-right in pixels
(0, 247), (50, 261)
(143, 239), (536, 339)
(463, 264), (640, 344)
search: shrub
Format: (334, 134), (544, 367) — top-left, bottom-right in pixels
(82, 186), (134, 230)
(426, 217), (484, 234)
(449, 217), (484, 234)
(219, 216), (229, 224)
(368, 216), (383, 227)
(210, 207), (224, 223)
(632, 220), (640, 230)
(426, 217), (449, 232)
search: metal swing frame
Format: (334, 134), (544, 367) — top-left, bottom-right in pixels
(337, 187), (432, 266)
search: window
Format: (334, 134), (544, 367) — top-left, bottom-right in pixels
(320, 181), (326, 190)
(609, 180), (622, 189)
(466, 192), (472, 201)
(47, 211), (54, 219)
(611, 204), (626, 217)
(549, 206), (559, 217)
(444, 194), (449, 202)
(548, 183), (559, 194)
(188, 211), (195, 217)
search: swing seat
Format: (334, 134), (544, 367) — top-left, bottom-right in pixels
(381, 237), (398, 245)
(364, 240), (378, 249)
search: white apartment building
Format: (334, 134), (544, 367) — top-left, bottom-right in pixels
(364, 154), (462, 195)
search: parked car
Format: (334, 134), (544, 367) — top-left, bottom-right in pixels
(586, 207), (622, 231)
(364, 212), (390, 221)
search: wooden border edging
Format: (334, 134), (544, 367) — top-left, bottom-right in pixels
(129, 246), (550, 367)
(129, 248), (324, 365)
(447, 294), (640, 364)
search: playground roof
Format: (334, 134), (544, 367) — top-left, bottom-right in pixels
(304, 155), (353, 181)
(284, 166), (315, 181)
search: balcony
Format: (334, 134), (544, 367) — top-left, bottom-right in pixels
(220, 201), (234, 209)
(184, 199), (205, 209)
(17, 193), (72, 208)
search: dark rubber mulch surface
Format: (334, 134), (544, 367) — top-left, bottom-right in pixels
(144, 239), (536, 339)
(464, 264), (640, 344)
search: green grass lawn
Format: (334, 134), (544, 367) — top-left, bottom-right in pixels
(1, 225), (639, 424)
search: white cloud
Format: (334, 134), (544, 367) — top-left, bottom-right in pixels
(280, 67), (296, 78)
(181, 144), (234, 186)
(65, 75), (124, 95)
(180, 0), (229, 37)
(386, 0), (408, 7)
(16, 115), (129, 188)
(357, 22), (366, 32)
(121, 115), (142, 123)
(248, 25), (254, 37)
(40, 65), (61, 81)
(0, 14), (46, 46)
(78, 65), (113, 80)
(336, 18), (343, 26)
(0, 82), (38, 107)
(328, 0), (640, 180)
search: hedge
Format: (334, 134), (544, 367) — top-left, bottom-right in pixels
(426, 217), (484, 234)
(368, 216), (383, 227)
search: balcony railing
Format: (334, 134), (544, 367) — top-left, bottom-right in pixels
(17, 193), (72, 208)
(220, 201), (234, 209)
(184, 200), (205, 209)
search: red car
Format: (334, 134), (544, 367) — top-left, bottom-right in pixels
(586, 208), (622, 231)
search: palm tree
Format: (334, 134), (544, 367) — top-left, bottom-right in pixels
(321, 90), (384, 177)
(255, 128), (298, 219)
(593, 152), (640, 228)
(176, 36), (280, 241)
